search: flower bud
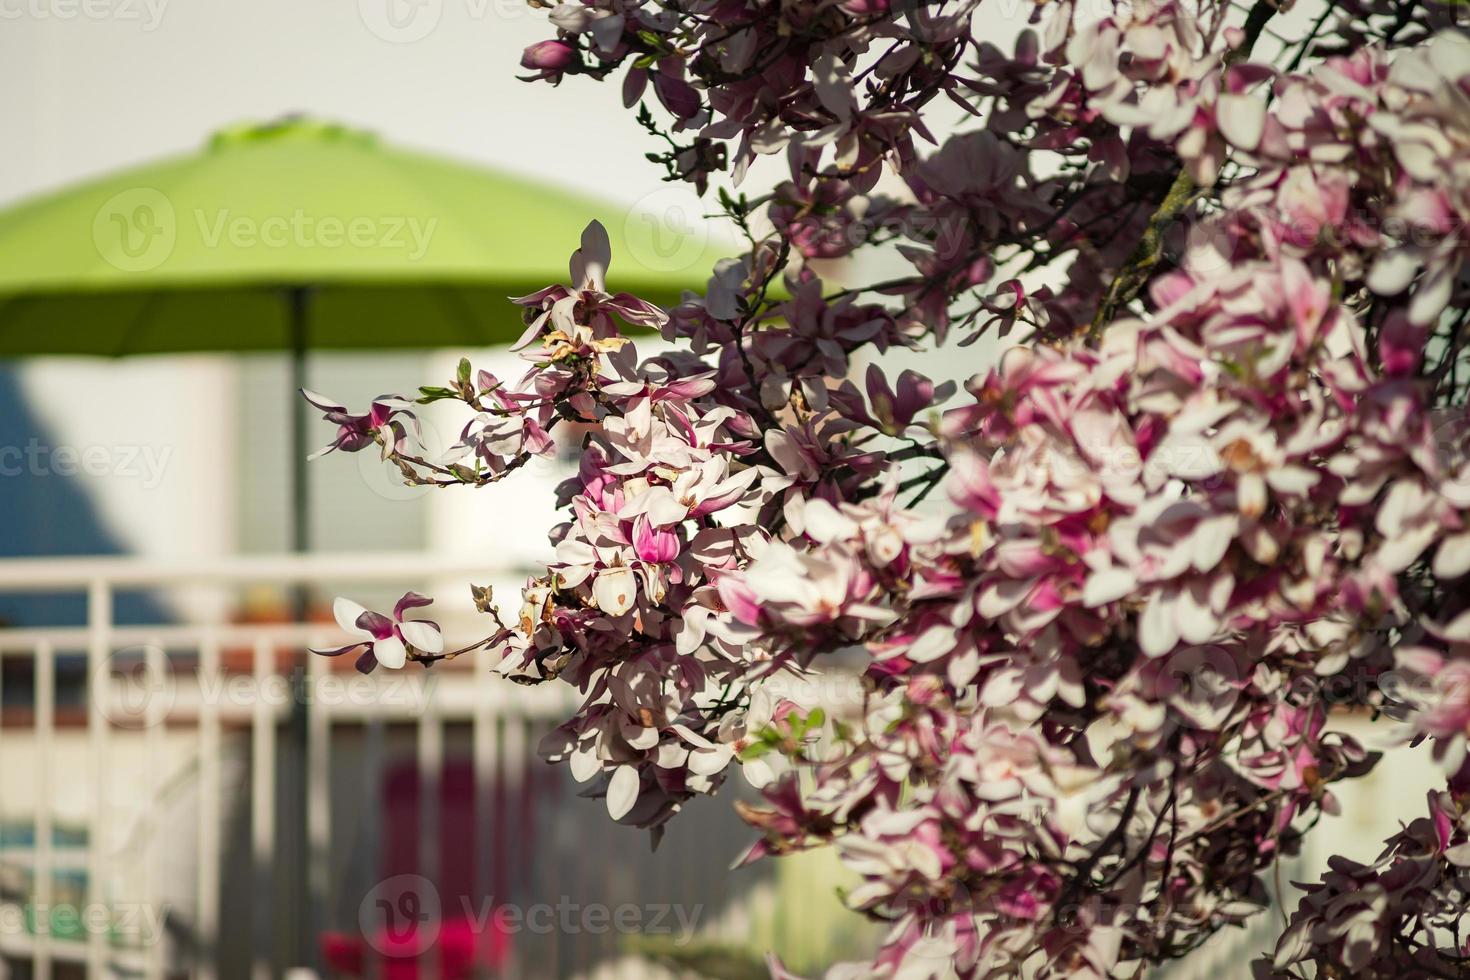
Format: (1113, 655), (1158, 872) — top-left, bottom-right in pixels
(521, 40), (577, 72)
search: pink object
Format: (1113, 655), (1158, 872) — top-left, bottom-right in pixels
(321, 916), (510, 979)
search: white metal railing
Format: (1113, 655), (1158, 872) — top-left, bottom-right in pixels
(0, 556), (1439, 980)
(0, 553), (580, 980)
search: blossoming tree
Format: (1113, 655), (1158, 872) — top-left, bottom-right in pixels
(309, 0), (1470, 975)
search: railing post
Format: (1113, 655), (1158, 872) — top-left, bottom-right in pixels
(503, 716), (526, 980)
(197, 632), (222, 980)
(473, 645), (499, 980)
(86, 577), (112, 980)
(34, 639), (55, 980)
(143, 640), (166, 980)
(0, 555), (552, 979)
(418, 673), (443, 980)
(251, 636), (276, 980)
(362, 716), (384, 980)
(306, 630), (331, 971)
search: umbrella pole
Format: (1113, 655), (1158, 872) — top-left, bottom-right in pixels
(290, 286), (311, 566)
(286, 285), (314, 971)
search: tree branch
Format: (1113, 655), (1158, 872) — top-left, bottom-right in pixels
(1088, 0), (1280, 337)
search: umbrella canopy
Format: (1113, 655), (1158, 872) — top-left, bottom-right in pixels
(0, 117), (727, 355)
(0, 117), (732, 973)
(0, 115), (734, 558)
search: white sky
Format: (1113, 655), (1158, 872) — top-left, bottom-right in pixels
(2, 0), (662, 205)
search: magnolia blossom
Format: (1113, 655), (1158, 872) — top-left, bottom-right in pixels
(312, 593), (443, 673)
(309, 5), (1470, 977)
(301, 390), (414, 459)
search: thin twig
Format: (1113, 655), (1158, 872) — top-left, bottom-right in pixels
(1088, 0), (1280, 336)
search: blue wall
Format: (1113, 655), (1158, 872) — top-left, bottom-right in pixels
(0, 364), (168, 628)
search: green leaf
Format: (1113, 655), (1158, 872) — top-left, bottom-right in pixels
(1217, 358), (1246, 379)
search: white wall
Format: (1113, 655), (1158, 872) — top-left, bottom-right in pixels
(14, 357), (236, 563)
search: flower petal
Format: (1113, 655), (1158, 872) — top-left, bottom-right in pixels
(1139, 592), (1179, 658)
(571, 221), (612, 293)
(1433, 532), (1470, 580)
(593, 567), (637, 616)
(398, 620), (444, 654)
(1215, 94), (1265, 150)
(373, 636), (408, 670)
(394, 591), (434, 620)
(300, 388), (347, 413)
(311, 642), (365, 658)
(356, 610), (395, 641)
(333, 597), (372, 637)
(606, 765), (639, 820)
(1083, 567), (1136, 608)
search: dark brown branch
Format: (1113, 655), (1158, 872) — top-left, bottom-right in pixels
(1088, 0), (1280, 336)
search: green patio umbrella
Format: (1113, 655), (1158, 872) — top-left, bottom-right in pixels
(0, 116), (729, 550)
(0, 116), (729, 972)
